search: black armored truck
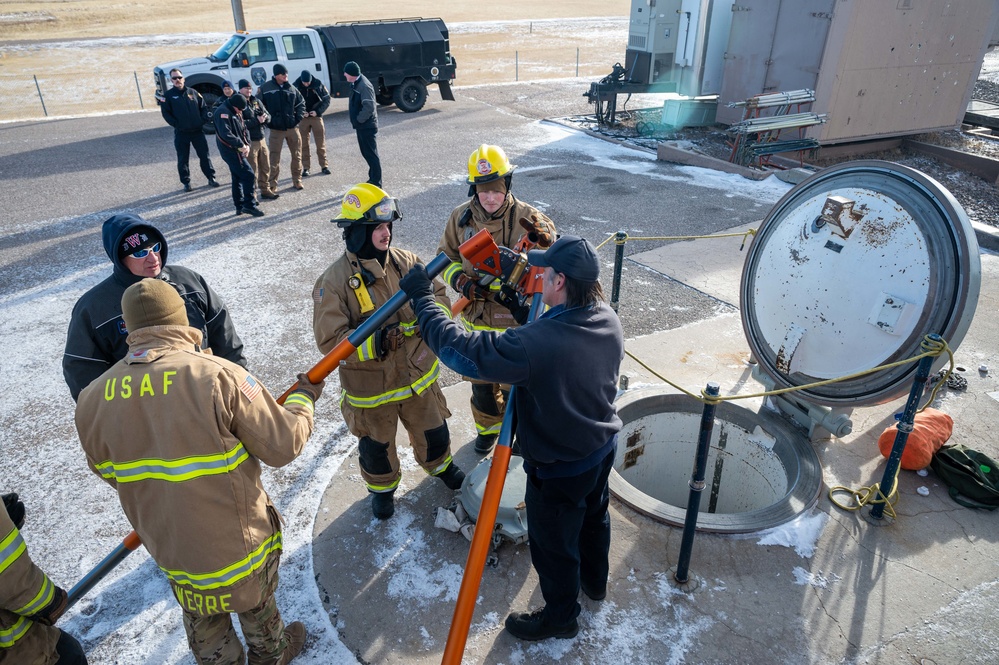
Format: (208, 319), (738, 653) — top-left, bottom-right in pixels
(154, 17), (456, 113)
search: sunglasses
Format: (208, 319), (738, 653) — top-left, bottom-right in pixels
(131, 242), (161, 259)
(171, 76), (184, 80)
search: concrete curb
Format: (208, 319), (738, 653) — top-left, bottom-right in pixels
(972, 219), (999, 252)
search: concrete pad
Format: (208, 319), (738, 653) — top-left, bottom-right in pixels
(630, 221), (759, 307)
(312, 233), (999, 664)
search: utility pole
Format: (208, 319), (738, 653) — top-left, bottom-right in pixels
(231, 0), (247, 31)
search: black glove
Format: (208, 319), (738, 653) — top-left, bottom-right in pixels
(294, 372), (325, 403)
(32, 586), (67, 626)
(400, 264), (433, 300)
(3, 493), (25, 529)
(498, 284), (530, 325)
(453, 273), (480, 300)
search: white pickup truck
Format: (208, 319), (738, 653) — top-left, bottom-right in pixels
(154, 18), (456, 113)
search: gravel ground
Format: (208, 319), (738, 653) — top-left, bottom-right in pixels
(467, 72), (999, 229)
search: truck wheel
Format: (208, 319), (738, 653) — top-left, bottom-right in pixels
(376, 89), (395, 107)
(199, 88), (221, 135)
(392, 79), (427, 113)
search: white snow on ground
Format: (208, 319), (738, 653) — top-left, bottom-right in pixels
(791, 567), (842, 590)
(755, 508), (831, 558)
(0, 107), (795, 662)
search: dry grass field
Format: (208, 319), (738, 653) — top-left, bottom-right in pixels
(0, 1), (632, 120)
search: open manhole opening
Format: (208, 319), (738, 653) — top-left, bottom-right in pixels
(610, 391), (824, 534)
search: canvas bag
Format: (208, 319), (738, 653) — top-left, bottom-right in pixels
(930, 444), (999, 510)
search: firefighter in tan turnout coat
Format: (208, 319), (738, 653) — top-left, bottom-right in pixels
(74, 279), (323, 665)
(312, 183), (465, 520)
(438, 144), (556, 454)
(0, 494), (86, 665)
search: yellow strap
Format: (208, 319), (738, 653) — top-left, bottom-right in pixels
(350, 272), (375, 314)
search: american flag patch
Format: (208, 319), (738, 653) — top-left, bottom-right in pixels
(239, 375), (262, 402)
(130, 349), (148, 358)
(312, 287), (323, 304)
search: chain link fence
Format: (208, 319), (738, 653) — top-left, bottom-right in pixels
(0, 72), (154, 122)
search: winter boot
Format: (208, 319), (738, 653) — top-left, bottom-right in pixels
(436, 462), (465, 491)
(474, 433), (497, 455)
(276, 621), (307, 665)
(371, 491), (395, 520)
(504, 608), (578, 641)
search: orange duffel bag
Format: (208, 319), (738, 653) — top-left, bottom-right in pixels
(878, 407), (954, 471)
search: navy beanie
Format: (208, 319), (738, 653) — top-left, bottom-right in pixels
(300, 70), (313, 83)
(222, 79), (233, 90)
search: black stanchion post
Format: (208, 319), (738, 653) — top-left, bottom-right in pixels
(134, 72), (144, 108)
(610, 231), (626, 312)
(674, 382), (719, 585)
(869, 333), (940, 521)
(33, 75), (48, 117)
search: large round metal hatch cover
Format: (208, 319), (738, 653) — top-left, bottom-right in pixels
(741, 161), (981, 407)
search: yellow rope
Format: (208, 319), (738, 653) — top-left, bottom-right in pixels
(594, 228), (758, 251)
(828, 475), (899, 517)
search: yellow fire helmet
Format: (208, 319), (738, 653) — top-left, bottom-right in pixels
(466, 144), (516, 185)
(334, 183), (402, 227)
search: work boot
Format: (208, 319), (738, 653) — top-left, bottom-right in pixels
(580, 579), (606, 601)
(261, 191), (280, 200)
(301, 169), (310, 177)
(321, 167), (331, 175)
(293, 183), (304, 190)
(208, 177), (221, 188)
(276, 621), (307, 665)
(240, 206), (265, 217)
(474, 434), (497, 455)
(235, 207), (243, 216)
(371, 491), (395, 520)
(504, 608), (578, 641)
(436, 462), (465, 491)
(183, 182), (193, 192)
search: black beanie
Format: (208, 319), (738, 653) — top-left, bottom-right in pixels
(229, 94), (247, 110)
(343, 61), (361, 77)
(300, 70), (312, 83)
(273, 63), (288, 77)
(237, 79), (251, 90)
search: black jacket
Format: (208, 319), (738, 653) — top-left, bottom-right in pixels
(242, 95), (270, 142)
(293, 77), (331, 116)
(412, 296), (624, 469)
(63, 214), (247, 401)
(213, 98), (249, 151)
(161, 86), (210, 133)
(258, 78), (305, 131)
(348, 74), (378, 130)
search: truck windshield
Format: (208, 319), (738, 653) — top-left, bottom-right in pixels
(210, 35), (244, 63)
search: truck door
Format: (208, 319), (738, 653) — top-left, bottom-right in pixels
(278, 32), (327, 88)
(230, 36), (279, 88)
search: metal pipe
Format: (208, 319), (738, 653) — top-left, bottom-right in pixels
(674, 382), (720, 584)
(869, 334), (940, 520)
(66, 531), (142, 610)
(610, 232), (626, 312)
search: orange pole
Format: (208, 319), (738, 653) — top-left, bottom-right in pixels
(441, 289), (545, 665)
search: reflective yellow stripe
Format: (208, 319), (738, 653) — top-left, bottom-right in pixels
(367, 477), (401, 493)
(429, 455), (454, 476)
(357, 335), (377, 362)
(476, 422), (502, 436)
(459, 315), (506, 333)
(0, 527), (26, 576)
(95, 443), (250, 483)
(342, 360), (440, 408)
(0, 616), (31, 648)
(161, 532), (282, 591)
(284, 393), (314, 413)
(442, 262), (464, 286)
(15, 574), (53, 617)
